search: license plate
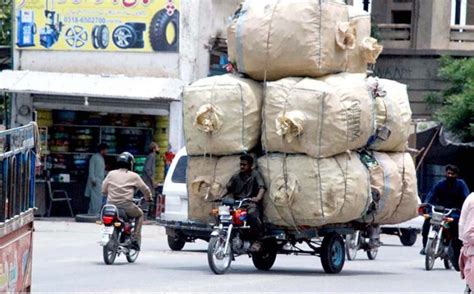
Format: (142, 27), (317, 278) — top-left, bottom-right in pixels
(101, 226), (114, 234)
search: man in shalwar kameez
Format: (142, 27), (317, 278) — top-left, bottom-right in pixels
(85, 143), (108, 215)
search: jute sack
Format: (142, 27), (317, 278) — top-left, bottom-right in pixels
(257, 152), (371, 227)
(228, 0), (354, 81)
(263, 73), (374, 158)
(187, 155), (241, 223)
(346, 6), (383, 73)
(183, 74), (263, 156)
(380, 152), (420, 224)
(367, 77), (412, 152)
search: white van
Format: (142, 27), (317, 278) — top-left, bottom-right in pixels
(157, 147), (213, 250)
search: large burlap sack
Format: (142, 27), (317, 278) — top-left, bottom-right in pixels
(364, 152), (419, 224)
(381, 152), (420, 224)
(228, 0), (354, 81)
(258, 152), (371, 227)
(346, 6), (383, 73)
(367, 78), (412, 152)
(183, 74), (263, 156)
(187, 155), (241, 223)
(263, 73), (374, 158)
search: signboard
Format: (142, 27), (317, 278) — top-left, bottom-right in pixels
(0, 228), (33, 293)
(15, 0), (180, 52)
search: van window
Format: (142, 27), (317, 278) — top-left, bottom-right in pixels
(171, 156), (187, 183)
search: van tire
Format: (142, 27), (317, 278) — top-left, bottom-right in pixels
(167, 235), (185, 251)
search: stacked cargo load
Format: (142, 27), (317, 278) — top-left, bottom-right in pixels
(183, 0), (419, 228)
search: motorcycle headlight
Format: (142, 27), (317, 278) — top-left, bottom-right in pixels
(218, 205), (230, 216)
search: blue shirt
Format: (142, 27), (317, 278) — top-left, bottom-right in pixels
(425, 179), (470, 210)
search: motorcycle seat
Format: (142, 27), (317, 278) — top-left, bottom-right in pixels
(118, 209), (129, 222)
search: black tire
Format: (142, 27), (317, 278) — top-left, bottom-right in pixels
(126, 247), (140, 263)
(252, 249), (277, 271)
(400, 229), (418, 247)
(167, 235), (185, 251)
(97, 25), (109, 49)
(92, 25), (100, 49)
(320, 233), (345, 274)
(75, 214), (98, 223)
(444, 258), (452, 270)
(149, 9), (179, 52)
(113, 25), (137, 49)
(207, 235), (232, 275)
(103, 229), (118, 265)
(425, 237), (437, 271)
(367, 248), (378, 260)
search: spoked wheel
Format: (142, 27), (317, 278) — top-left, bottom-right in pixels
(207, 235), (232, 275)
(345, 231), (360, 261)
(103, 230), (118, 265)
(425, 237), (438, 271)
(126, 246), (140, 263)
(321, 233), (345, 274)
(367, 248), (378, 260)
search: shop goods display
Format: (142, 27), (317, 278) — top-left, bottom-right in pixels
(73, 128), (95, 153)
(263, 73), (374, 158)
(37, 109), (53, 127)
(257, 153), (371, 227)
(134, 156), (146, 175)
(187, 155), (241, 223)
(227, 0), (382, 81)
(367, 77), (412, 152)
(183, 74), (263, 155)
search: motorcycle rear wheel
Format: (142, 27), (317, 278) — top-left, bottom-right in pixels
(208, 236), (232, 275)
(425, 237), (437, 270)
(252, 249), (277, 270)
(103, 230), (118, 265)
(367, 248), (378, 260)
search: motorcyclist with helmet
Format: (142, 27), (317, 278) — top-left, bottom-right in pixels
(102, 152), (152, 249)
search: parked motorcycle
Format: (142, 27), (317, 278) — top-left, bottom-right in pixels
(207, 198), (277, 274)
(99, 197), (143, 265)
(421, 204), (460, 271)
(345, 230), (379, 260)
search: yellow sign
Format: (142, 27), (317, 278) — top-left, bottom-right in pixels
(15, 0), (180, 52)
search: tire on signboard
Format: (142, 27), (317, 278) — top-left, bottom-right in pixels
(149, 9), (180, 52)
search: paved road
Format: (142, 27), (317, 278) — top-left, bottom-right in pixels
(32, 220), (463, 292)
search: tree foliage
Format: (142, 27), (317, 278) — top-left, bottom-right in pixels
(0, 1), (12, 46)
(426, 56), (474, 142)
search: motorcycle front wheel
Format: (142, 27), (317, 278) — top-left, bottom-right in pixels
(207, 235), (232, 275)
(126, 245), (140, 263)
(367, 248), (378, 260)
(103, 229), (119, 265)
(345, 231), (360, 261)
(425, 237), (438, 270)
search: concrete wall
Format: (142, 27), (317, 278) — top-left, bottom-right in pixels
(468, 0), (474, 25)
(374, 54), (446, 119)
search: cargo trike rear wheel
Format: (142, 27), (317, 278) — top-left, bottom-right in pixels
(252, 249), (277, 270)
(321, 233), (345, 274)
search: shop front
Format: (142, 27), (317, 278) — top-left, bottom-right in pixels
(0, 70), (184, 217)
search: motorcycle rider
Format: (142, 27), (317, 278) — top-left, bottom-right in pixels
(420, 165), (470, 267)
(222, 154), (266, 253)
(102, 152), (152, 249)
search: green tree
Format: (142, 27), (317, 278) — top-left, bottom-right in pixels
(426, 56), (474, 142)
(0, 1), (12, 46)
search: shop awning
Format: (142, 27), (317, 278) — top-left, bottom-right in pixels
(0, 70), (185, 101)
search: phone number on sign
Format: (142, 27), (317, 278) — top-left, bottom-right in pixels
(63, 16), (107, 24)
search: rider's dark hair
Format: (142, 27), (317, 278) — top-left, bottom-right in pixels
(445, 164), (460, 174)
(240, 154), (254, 165)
